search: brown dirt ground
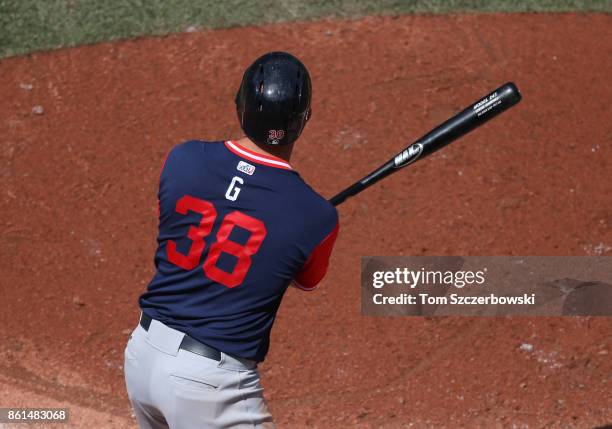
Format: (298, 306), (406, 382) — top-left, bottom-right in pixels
(1, 12), (611, 429)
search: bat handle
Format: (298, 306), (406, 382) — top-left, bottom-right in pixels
(329, 183), (360, 206)
(329, 159), (395, 206)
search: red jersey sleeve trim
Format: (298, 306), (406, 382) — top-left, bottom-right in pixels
(291, 279), (316, 292)
(294, 222), (340, 291)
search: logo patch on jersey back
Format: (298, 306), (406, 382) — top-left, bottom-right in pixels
(237, 161), (256, 176)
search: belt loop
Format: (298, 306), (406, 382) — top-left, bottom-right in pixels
(139, 312), (148, 340)
(145, 319), (183, 356)
(217, 352), (226, 368)
(139, 312), (153, 332)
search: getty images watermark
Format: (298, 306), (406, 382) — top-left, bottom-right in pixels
(361, 256), (612, 316)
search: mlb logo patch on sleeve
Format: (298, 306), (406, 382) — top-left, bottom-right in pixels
(237, 161), (256, 176)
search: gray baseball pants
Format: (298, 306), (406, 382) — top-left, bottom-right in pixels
(123, 316), (275, 428)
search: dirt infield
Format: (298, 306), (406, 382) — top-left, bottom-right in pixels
(1, 12), (611, 428)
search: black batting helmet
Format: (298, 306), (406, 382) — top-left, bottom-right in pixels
(235, 52), (312, 146)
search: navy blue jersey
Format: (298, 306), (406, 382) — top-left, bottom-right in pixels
(139, 140), (339, 362)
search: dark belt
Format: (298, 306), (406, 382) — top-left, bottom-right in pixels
(140, 313), (221, 362)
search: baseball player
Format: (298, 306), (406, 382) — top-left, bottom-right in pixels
(123, 52), (339, 428)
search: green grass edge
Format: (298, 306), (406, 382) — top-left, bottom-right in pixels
(1, 0), (611, 59)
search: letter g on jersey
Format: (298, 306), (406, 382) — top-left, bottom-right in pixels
(225, 176), (244, 201)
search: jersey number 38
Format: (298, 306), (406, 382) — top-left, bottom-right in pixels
(166, 195), (267, 288)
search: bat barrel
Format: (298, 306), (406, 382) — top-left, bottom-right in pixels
(417, 82), (522, 157)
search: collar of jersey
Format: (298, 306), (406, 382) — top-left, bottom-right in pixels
(224, 140), (293, 170)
